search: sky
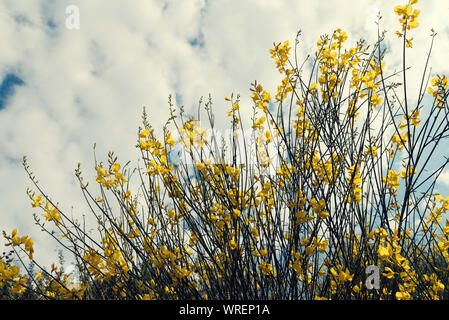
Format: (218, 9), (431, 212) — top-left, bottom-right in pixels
(1, 0), (449, 268)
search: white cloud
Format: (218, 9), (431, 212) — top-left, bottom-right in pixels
(1, 0), (448, 268)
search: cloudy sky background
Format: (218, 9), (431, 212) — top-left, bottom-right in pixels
(1, 0), (449, 268)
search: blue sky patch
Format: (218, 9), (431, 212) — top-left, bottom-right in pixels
(175, 92), (183, 106)
(0, 73), (24, 111)
(40, 0), (58, 37)
(188, 33), (205, 48)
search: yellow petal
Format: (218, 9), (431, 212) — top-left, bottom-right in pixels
(394, 5), (404, 15)
(405, 4), (412, 15)
(139, 129), (150, 138)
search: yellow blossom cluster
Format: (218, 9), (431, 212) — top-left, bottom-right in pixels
(382, 169), (401, 195)
(95, 161), (127, 190)
(427, 75), (448, 108)
(3, 229), (34, 260)
(345, 165), (362, 203)
(293, 104), (311, 138)
(269, 41), (297, 103)
(27, 189), (62, 225)
(394, 0), (420, 32)
(0, 260), (27, 295)
(376, 229), (419, 300)
(329, 265), (354, 295)
(178, 120), (208, 150)
(303, 151), (340, 186)
(251, 83), (272, 113)
(270, 40), (291, 73)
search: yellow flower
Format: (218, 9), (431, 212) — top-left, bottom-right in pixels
(24, 237), (34, 253)
(378, 243), (392, 261)
(382, 267), (396, 279)
(139, 129), (150, 138)
(300, 237), (309, 246)
(391, 132), (408, 151)
(196, 162), (206, 171)
(330, 267), (338, 278)
(228, 239), (238, 250)
(305, 246), (315, 255)
(252, 116), (266, 129)
(400, 166), (416, 179)
(32, 195), (44, 208)
(309, 82), (318, 92)
(11, 236), (21, 246)
(404, 4), (412, 15)
(371, 93), (383, 107)
(338, 268), (353, 282)
(394, 5), (405, 16)
(318, 211), (329, 219)
(111, 163), (120, 172)
(395, 291), (411, 300)
(408, 20), (419, 29)
(366, 145), (378, 157)
(259, 261), (273, 276)
(318, 75), (326, 85)
(165, 131), (176, 147)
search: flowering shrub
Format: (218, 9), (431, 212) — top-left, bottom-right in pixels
(2, 0), (449, 300)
